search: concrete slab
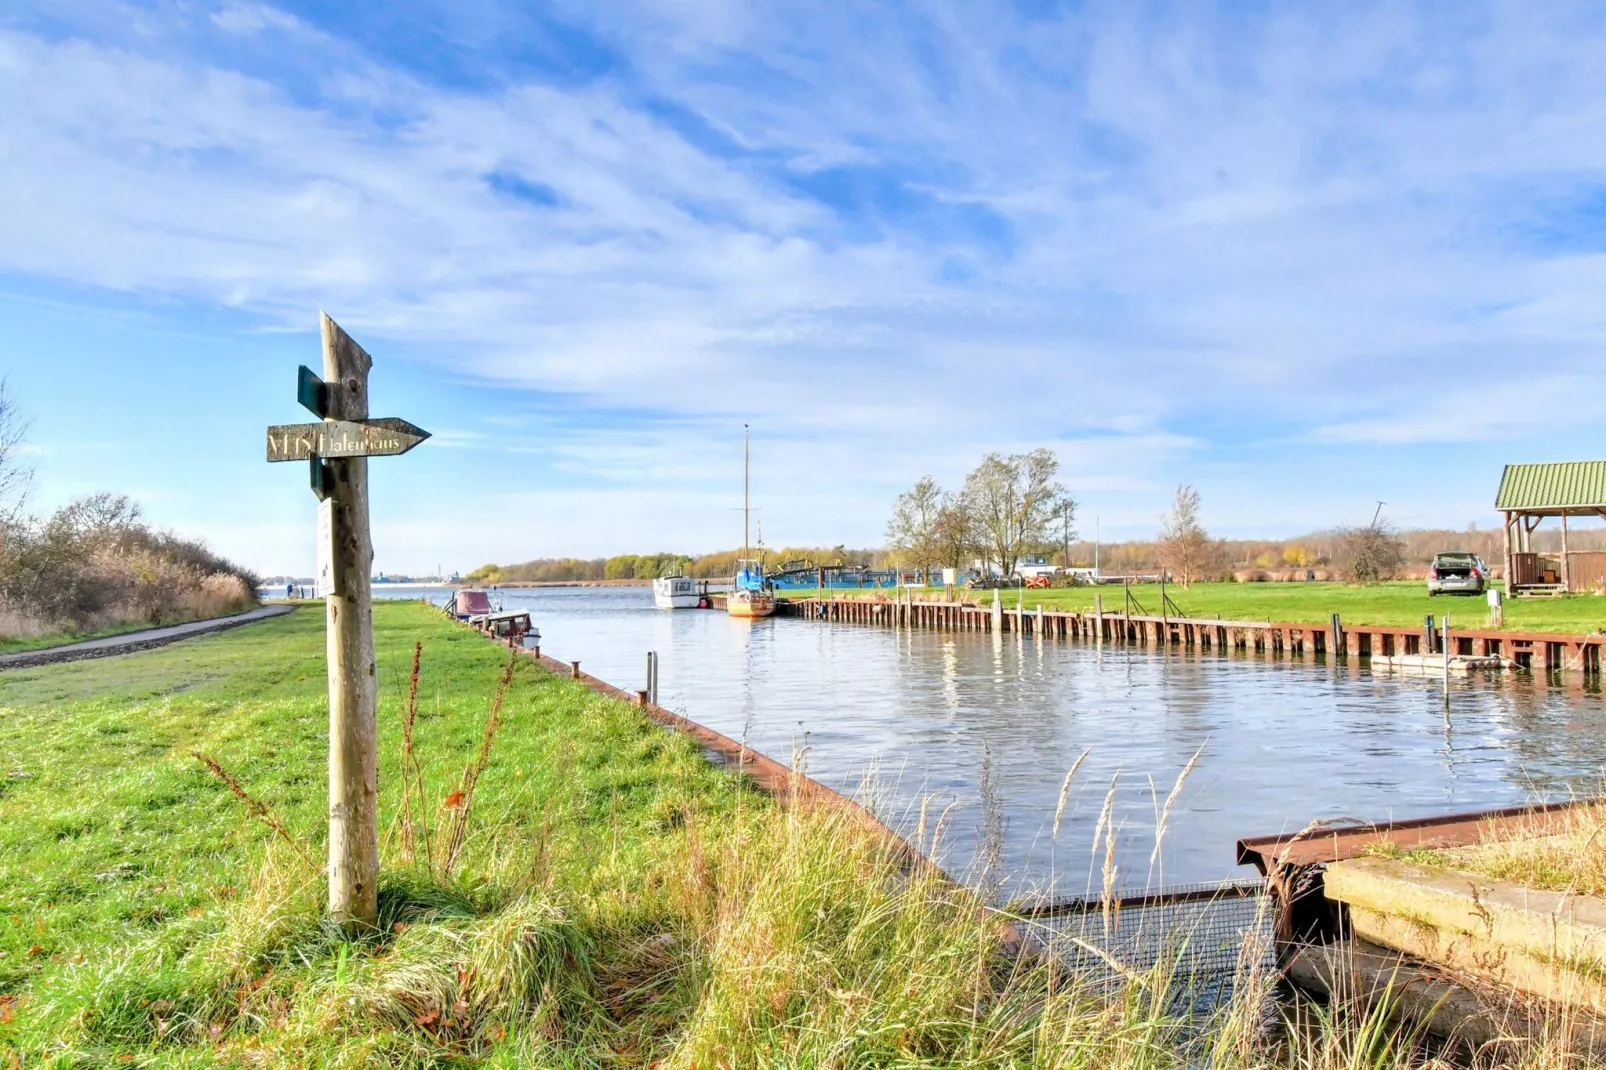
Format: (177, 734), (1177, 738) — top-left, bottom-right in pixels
(1325, 857), (1606, 1012)
(1287, 938), (1606, 1058)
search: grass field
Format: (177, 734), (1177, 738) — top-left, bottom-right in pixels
(782, 580), (1606, 634)
(0, 600), (1588, 1067)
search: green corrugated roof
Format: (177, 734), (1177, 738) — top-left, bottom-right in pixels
(1495, 461), (1606, 510)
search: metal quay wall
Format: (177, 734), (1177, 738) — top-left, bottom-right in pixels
(763, 594), (1606, 676)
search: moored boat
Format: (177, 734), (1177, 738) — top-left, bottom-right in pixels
(449, 588), (494, 620)
(726, 424), (775, 620)
(727, 560), (775, 618)
(653, 575), (700, 609)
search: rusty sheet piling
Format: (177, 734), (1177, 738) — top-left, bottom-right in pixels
(773, 597), (1605, 678)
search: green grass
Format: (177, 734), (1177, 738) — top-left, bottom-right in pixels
(781, 580), (1606, 634)
(0, 600), (1588, 1067)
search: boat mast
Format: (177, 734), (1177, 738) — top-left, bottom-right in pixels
(743, 423), (750, 558)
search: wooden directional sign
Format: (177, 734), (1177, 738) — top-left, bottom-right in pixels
(265, 417), (430, 462)
(266, 313), (434, 930)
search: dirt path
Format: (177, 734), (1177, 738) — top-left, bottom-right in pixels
(0, 604), (297, 670)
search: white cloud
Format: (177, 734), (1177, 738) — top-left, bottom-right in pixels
(210, 2), (304, 35)
(6, 1), (1606, 567)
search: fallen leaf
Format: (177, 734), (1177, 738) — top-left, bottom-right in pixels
(444, 790), (464, 808)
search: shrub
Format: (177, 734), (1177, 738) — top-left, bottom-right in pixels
(0, 493), (258, 636)
(1332, 521), (1406, 584)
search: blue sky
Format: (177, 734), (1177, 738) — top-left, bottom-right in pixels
(5, 1), (1606, 575)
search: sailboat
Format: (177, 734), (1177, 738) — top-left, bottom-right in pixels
(727, 424), (776, 619)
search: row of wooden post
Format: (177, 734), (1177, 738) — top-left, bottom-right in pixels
(786, 595), (1603, 673)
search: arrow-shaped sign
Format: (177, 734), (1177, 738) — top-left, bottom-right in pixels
(266, 418), (431, 462)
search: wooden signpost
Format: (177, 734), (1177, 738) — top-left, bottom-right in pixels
(266, 312), (430, 930)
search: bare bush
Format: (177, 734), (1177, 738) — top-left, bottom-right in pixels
(0, 493), (259, 636)
(1332, 519), (1406, 583)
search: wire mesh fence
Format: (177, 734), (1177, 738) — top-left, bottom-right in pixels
(1011, 878), (1274, 1013)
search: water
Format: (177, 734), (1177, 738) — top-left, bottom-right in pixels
(375, 585), (1606, 901)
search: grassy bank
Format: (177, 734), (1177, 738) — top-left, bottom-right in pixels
(1, 600), (1589, 1067)
(780, 580), (1606, 634)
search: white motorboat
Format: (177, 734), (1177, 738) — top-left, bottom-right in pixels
(653, 575), (700, 609)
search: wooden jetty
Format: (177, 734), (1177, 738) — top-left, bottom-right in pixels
(755, 595), (1606, 675)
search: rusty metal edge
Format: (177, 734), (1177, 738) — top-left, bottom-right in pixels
(1235, 798), (1598, 871)
(1008, 879), (1263, 919)
(777, 598), (1606, 649)
(457, 625), (966, 898)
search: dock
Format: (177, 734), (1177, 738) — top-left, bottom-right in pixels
(740, 595), (1606, 674)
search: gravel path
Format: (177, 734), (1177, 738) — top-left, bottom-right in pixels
(0, 604), (297, 670)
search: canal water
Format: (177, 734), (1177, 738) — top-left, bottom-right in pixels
(377, 585), (1606, 902)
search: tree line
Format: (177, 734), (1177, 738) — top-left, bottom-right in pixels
(466, 545), (885, 584)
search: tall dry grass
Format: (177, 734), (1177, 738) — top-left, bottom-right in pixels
(1405, 803), (1606, 898)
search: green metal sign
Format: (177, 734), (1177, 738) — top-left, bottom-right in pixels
(298, 365), (331, 418)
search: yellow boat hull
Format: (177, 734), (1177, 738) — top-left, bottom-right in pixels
(727, 590), (775, 618)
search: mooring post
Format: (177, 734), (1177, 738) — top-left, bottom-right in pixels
(1442, 615), (1451, 699)
(1423, 613), (1436, 654)
(1094, 591), (1103, 644)
(319, 315), (379, 931)
(1330, 613), (1342, 661)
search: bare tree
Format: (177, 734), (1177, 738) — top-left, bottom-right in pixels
(885, 475), (945, 568)
(1156, 484), (1213, 587)
(0, 379), (32, 520)
(962, 449), (1071, 578)
(1333, 513), (1406, 584)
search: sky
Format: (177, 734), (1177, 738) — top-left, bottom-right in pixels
(4, 1), (1606, 576)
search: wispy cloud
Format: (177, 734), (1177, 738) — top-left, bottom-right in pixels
(5, 1), (1606, 565)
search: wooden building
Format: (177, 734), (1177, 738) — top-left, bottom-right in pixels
(1496, 461), (1606, 594)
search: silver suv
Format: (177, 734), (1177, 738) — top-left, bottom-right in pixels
(1427, 552), (1488, 596)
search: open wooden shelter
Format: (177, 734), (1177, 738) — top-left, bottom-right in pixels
(1496, 461), (1606, 595)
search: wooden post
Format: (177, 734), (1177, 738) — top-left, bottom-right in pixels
(1502, 511), (1513, 598)
(1562, 512), (1572, 593)
(321, 313), (378, 931)
(1442, 615), (1451, 700)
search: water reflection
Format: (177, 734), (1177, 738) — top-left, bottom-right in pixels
(382, 586), (1606, 899)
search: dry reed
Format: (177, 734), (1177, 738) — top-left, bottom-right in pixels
(441, 650), (517, 877)
(192, 751), (315, 870)
(399, 640), (428, 872)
